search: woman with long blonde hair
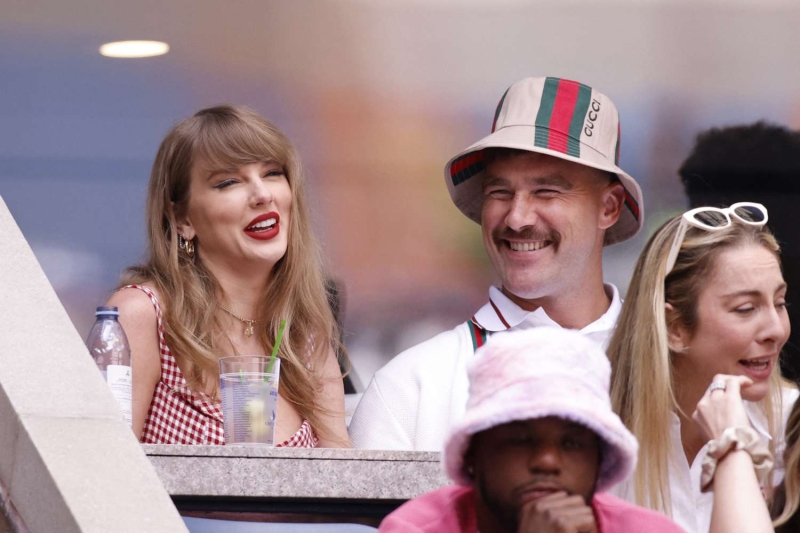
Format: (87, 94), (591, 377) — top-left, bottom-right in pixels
(607, 203), (796, 532)
(106, 105), (349, 448)
(773, 394), (800, 530)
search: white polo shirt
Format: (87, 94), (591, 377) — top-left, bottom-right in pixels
(348, 284), (622, 451)
(610, 386), (799, 533)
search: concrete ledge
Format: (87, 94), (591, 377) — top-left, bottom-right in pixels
(144, 446), (450, 500)
(0, 196), (188, 533)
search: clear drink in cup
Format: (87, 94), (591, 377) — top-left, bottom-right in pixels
(219, 356), (280, 446)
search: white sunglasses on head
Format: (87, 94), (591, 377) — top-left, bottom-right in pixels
(664, 202), (768, 275)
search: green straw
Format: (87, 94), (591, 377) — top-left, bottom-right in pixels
(266, 319), (286, 376)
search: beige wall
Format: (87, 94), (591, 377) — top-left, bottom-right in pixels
(0, 196), (188, 533)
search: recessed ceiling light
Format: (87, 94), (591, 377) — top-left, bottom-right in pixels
(99, 40), (169, 58)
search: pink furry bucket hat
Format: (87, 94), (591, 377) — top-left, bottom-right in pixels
(443, 327), (638, 493)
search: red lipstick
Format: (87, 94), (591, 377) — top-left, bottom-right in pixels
(244, 212), (280, 241)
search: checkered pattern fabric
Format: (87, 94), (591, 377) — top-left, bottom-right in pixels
(280, 419), (319, 448)
(123, 285), (318, 448)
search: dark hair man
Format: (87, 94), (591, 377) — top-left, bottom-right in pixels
(379, 328), (685, 533)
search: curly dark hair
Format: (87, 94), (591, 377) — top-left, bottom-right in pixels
(679, 121), (800, 197)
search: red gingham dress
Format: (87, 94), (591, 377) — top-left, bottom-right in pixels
(124, 285), (319, 448)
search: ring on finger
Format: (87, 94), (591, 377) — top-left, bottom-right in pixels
(708, 381), (727, 394)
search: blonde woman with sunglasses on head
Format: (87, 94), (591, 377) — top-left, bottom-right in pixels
(607, 203), (797, 533)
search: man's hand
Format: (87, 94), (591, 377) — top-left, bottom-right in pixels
(518, 491), (597, 533)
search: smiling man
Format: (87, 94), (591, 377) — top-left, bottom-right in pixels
(379, 329), (685, 533)
(349, 77), (644, 451)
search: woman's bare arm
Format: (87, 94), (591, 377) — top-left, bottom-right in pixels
(710, 450), (773, 533)
(314, 345), (351, 448)
(694, 375), (774, 533)
(105, 288), (162, 440)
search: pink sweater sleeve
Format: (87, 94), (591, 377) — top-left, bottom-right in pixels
(379, 514), (427, 533)
(379, 486), (477, 533)
(594, 493), (687, 532)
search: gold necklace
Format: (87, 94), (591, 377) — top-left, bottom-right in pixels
(220, 305), (258, 337)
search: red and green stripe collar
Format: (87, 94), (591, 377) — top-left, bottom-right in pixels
(470, 286), (533, 332)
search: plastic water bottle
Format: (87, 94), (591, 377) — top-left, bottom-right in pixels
(86, 306), (132, 426)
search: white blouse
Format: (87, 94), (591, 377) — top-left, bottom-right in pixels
(611, 386), (799, 533)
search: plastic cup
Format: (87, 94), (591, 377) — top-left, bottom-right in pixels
(219, 356), (280, 446)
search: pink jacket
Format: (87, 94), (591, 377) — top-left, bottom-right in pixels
(379, 485), (686, 533)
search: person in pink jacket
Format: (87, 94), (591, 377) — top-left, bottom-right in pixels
(379, 328), (686, 533)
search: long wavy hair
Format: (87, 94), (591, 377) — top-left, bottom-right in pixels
(607, 214), (786, 515)
(774, 397), (800, 526)
(122, 105), (345, 440)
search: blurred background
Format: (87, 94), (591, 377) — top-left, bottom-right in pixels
(2, 0), (799, 389)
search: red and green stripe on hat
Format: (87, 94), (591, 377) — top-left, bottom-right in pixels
(448, 76), (639, 223)
(532, 77), (595, 159)
(452, 78), (609, 181)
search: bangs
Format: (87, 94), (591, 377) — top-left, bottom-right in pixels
(191, 109), (291, 175)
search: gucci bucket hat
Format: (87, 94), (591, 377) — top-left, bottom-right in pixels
(445, 77), (644, 245)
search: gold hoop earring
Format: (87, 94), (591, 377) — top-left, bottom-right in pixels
(178, 234), (195, 258)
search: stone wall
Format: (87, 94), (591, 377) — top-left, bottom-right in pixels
(0, 196), (188, 533)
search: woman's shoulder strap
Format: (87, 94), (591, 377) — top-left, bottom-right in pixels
(116, 285), (188, 389)
(118, 284), (165, 333)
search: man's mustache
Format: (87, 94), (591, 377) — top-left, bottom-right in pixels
(494, 227), (560, 243)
